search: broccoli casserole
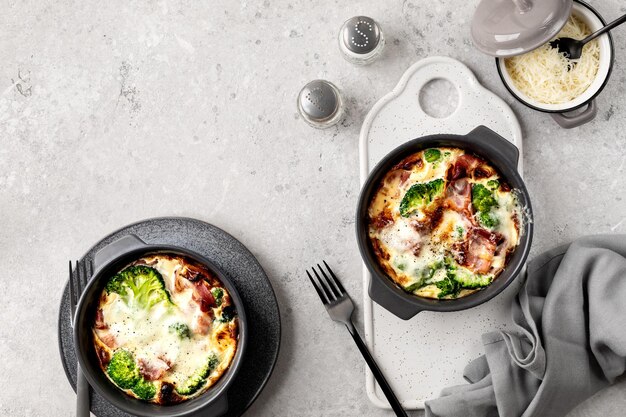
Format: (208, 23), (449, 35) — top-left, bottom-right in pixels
(92, 254), (238, 404)
(367, 147), (523, 299)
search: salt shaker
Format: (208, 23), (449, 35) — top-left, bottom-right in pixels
(338, 16), (385, 65)
(297, 80), (345, 129)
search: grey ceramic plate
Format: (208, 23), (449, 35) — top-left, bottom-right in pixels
(58, 217), (281, 417)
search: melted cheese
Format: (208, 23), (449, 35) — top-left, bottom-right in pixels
(93, 255), (238, 403)
(368, 147), (523, 299)
(504, 15), (600, 104)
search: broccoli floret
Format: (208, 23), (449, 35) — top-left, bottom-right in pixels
(478, 211), (499, 229)
(207, 355), (219, 370)
(168, 323), (191, 339)
(472, 184), (500, 229)
(105, 265), (171, 310)
(107, 349), (140, 389)
(176, 353), (220, 396)
(455, 225), (465, 239)
(211, 287), (224, 306)
(399, 178), (445, 217)
(424, 148), (442, 163)
(471, 184), (498, 213)
(403, 261), (444, 293)
(444, 259), (493, 289)
(176, 371), (206, 396)
(487, 179), (499, 190)
(435, 275), (460, 298)
(453, 269), (493, 289)
(132, 378), (156, 400)
(219, 305), (236, 323)
(404, 280), (423, 293)
(106, 349), (156, 399)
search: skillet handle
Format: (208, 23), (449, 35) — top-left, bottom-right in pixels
(466, 125), (520, 169)
(194, 394), (229, 417)
(93, 235), (147, 270)
(368, 270), (422, 320)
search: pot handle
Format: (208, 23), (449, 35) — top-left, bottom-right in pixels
(93, 234), (147, 270)
(466, 125), (520, 169)
(550, 100), (597, 129)
(368, 271), (422, 320)
(194, 394), (229, 417)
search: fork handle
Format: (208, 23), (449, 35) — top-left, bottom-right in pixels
(346, 323), (409, 417)
(76, 364), (91, 417)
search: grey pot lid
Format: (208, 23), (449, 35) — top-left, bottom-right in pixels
(471, 0), (573, 57)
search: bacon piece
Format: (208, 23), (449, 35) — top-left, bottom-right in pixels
(100, 333), (117, 349)
(452, 241), (467, 265)
(94, 309), (108, 330)
(474, 166), (495, 179)
(138, 357), (171, 381)
(179, 263), (208, 282)
(411, 243), (423, 257)
(371, 238), (390, 261)
(410, 219), (430, 234)
(444, 178), (471, 213)
(473, 227), (504, 245)
(465, 229), (498, 274)
(392, 154), (423, 171)
(192, 281), (216, 312)
(174, 268), (192, 293)
(399, 170), (411, 185)
(370, 207), (393, 230)
(449, 154), (494, 180)
(95, 343), (111, 367)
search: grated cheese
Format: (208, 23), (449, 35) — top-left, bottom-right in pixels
(504, 15), (600, 105)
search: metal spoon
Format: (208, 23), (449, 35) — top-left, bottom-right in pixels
(550, 13), (626, 59)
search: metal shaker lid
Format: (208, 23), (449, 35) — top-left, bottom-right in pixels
(340, 16), (381, 54)
(298, 80), (341, 122)
(471, 0), (573, 57)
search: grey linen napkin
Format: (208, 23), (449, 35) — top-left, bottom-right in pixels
(424, 235), (626, 417)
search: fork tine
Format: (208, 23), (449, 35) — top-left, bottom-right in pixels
(69, 260), (77, 308)
(317, 263), (341, 298)
(306, 270), (329, 304)
(312, 266), (335, 302)
(77, 259), (84, 293)
(82, 259), (91, 290)
(87, 259), (94, 288)
(78, 260), (84, 292)
(323, 260), (346, 294)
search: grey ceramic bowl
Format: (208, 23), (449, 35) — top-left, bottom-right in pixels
(73, 235), (248, 417)
(356, 126), (533, 320)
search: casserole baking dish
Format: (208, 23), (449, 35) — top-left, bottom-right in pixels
(73, 235), (247, 417)
(356, 126), (533, 320)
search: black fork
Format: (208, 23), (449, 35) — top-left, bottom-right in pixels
(69, 259), (93, 417)
(307, 261), (409, 417)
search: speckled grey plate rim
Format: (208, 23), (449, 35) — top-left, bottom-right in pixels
(57, 216), (281, 417)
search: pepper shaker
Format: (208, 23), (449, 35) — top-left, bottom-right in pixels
(297, 80), (345, 129)
(338, 16), (385, 65)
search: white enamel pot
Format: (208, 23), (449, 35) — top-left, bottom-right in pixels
(496, 0), (615, 129)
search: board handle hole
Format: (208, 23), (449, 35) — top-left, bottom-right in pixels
(418, 78), (459, 119)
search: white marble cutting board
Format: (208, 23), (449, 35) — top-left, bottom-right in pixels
(359, 56), (523, 409)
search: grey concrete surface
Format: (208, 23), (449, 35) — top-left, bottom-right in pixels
(1, 0), (626, 416)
